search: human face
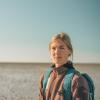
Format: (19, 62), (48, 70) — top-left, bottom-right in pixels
(50, 39), (71, 67)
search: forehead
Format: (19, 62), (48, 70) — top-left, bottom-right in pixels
(50, 39), (66, 47)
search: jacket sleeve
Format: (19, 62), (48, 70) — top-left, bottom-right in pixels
(71, 74), (89, 100)
(38, 74), (44, 100)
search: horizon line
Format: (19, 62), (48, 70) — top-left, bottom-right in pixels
(0, 61), (100, 65)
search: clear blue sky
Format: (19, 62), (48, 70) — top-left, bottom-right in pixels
(0, 0), (100, 63)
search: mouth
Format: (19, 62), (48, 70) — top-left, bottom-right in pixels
(55, 56), (62, 59)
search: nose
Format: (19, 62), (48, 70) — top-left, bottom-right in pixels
(55, 48), (60, 54)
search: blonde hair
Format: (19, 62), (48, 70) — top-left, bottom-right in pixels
(49, 32), (73, 58)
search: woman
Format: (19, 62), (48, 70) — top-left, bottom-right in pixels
(38, 32), (89, 100)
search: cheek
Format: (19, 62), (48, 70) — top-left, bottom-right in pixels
(63, 53), (68, 59)
(50, 51), (54, 59)
(64, 50), (71, 57)
(50, 50), (53, 55)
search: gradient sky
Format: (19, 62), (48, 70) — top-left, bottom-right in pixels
(0, 0), (100, 63)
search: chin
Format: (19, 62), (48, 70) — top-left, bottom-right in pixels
(52, 59), (63, 64)
(54, 61), (63, 64)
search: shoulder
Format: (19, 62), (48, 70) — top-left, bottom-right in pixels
(71, 73), (89, 99)
(38, 73), (44, 89)
(39, 68), (52, 82)
(38, 68), (52, 87)
(39, 73), (44, 83)
(72, 73), (88, 87)
(71, 73), (89, 92)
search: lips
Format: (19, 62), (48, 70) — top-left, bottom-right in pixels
(55, 56), (62, 59)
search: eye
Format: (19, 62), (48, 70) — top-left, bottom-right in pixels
(51, 47), (56, 50)
(59, 46), (65, 50)
(60, 47), (64, 49)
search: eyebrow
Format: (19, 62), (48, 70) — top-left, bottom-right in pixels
(51, 45), (65, 48)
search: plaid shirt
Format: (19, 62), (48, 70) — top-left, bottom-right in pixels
(38, 67), (89, 100)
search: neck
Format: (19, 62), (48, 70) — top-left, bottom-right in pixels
(55, 64), (62, 68)
(55, 62), (67, 68)
(54, 61), (73, 68)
